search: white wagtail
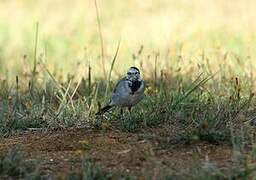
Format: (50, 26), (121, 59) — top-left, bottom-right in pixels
(96, 66), (145, 115)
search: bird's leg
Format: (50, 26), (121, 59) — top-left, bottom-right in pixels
(128, 107), (132, 120)
(128, 107), (132, 114)
(119, 108), (124, 119)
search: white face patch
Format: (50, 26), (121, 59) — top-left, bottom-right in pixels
(126, 67), (141, 81)
(127, 67), (140, 74)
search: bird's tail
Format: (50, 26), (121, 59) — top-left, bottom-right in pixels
(96, 105), (113, 115)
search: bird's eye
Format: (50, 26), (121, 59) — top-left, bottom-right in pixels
(127, 72), (131, 75)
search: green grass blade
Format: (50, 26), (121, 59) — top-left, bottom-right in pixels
(104, 39), (121, 98)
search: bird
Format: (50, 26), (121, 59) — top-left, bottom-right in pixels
(96, 66), (145, 115)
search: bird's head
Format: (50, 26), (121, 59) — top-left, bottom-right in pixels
(126, 66), (141, 81)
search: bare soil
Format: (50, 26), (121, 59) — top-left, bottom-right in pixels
(0, 128), (233, 178)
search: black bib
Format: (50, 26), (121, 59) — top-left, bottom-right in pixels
(128, 80), (142, 93)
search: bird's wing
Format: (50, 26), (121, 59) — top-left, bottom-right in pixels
(109, 77), (129, 106)
(112, 77), (127, 94)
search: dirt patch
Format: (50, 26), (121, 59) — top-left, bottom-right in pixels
(0, 128), (233, 177)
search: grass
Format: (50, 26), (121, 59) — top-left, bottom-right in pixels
(1, 55), (256, 177)
(0, 146), (136, 179)
(1, 62), (256, 176)
(187, 146), (256, 179)
(66, 159), (136, 180)
(1, 145), (256, 179)
(1, 0), (256, 178)
(0, 147), (42, 179)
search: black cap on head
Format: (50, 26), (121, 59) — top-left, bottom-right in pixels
(129, 66), (140, 72)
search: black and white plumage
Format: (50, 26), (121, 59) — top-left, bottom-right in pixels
(96, 66), (145, 115)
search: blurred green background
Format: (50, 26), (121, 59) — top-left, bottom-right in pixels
(0, 0), (256, 81)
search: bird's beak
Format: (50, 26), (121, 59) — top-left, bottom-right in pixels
(131, 75), (138, 81)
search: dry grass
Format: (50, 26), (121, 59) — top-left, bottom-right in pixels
(0, 0), (256, 80)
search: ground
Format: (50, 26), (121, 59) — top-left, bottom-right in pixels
(0, 127), (233, 178)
